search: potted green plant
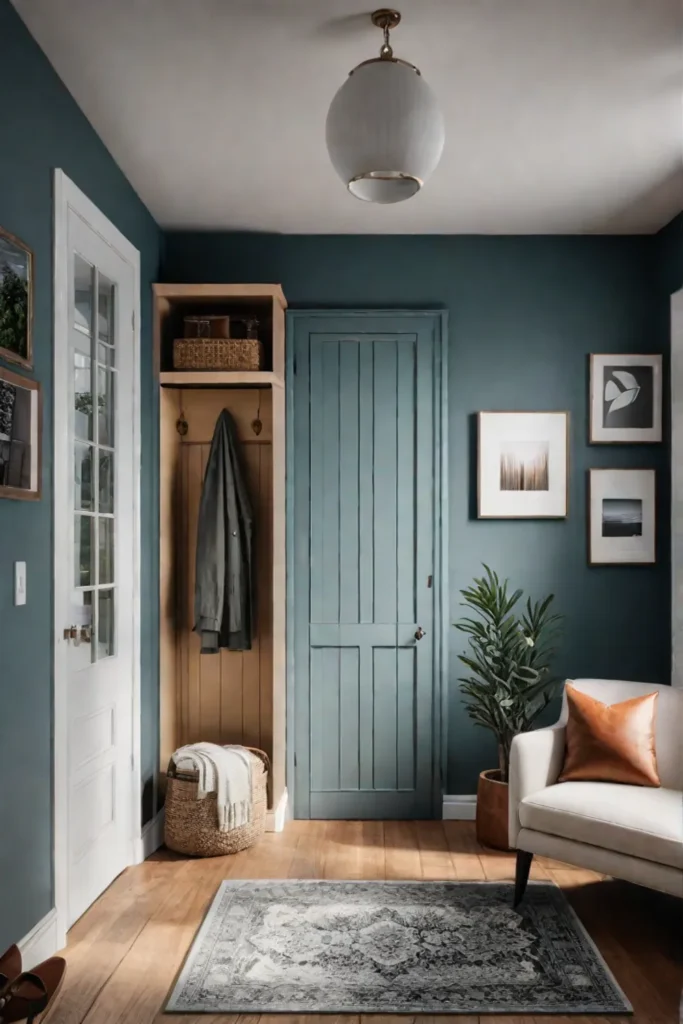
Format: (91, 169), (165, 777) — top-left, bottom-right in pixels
(455, 565), (563, 850)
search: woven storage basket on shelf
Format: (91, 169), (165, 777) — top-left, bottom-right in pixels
(173, 338), (264, 371)
(164, 747), (268, 856)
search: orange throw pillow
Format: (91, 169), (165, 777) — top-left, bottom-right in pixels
(559, 684), (660, 787)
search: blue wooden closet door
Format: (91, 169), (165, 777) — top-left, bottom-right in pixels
(290, 313), (444, 819)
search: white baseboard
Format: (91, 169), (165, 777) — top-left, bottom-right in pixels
(265, 787), (288, 832)
(19, 908), (61, 968)
(442, 794), (477, 820)
(135, 808), (166, 861)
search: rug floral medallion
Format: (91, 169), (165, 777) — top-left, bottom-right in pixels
(166, 880), (631, 1015)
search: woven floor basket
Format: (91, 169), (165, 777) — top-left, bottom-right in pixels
(164, 747), (269, 856)
(173, 338), (264, 371)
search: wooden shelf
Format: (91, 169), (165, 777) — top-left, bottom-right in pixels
(153, 283), (287, 309)
(159, 370), (284, 388)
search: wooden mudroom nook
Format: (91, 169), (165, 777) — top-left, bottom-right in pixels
(155, 283), (287, 828)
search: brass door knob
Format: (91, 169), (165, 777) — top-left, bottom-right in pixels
(414, 626), (426, 641)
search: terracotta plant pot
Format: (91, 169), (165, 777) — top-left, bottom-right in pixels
(476, 768), (510, 851)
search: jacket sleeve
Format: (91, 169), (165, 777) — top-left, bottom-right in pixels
(194, 418), (228, 652)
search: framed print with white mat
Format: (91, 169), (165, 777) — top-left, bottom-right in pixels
(478, 411), (568, 519)
(589, 468), (655, 564)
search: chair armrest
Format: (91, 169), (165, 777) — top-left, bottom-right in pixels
(508, 726), (566, 848)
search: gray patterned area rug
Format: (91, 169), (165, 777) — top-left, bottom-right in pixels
(166, 879), (631, 1015)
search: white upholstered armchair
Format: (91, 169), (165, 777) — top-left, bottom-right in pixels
(508, 678), (683, 905)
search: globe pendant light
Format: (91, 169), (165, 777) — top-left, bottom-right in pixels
(326, 9), (445, 204)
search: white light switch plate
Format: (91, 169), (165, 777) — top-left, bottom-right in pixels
(14, 561), (26, 606)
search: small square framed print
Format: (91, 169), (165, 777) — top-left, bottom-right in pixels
(590, 354), (662, 443)
(478, 411), (569, 518)
(588, 468), (655, 564)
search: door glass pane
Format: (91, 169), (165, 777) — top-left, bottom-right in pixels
(99, 517), (114, 585)
(74, 514), (93, 587)
(72, 326), (90, 357)
(74, 255), (93, 335)
(99, 450), (114, 514)
(98, 342), (115, 367)
(74, 443), (93, 511)
(69, 590), (94, 669)
(97, 367), (115, 447)
(98, 589), (115, 658)
(74, 354), (93, 441)
(97, 274), (116, 367)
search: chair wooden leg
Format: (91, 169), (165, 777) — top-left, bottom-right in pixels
(513, 850), (533, 907)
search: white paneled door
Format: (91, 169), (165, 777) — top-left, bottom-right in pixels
(54, 175), (140, 932)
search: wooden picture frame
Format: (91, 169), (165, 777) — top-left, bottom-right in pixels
(0, 365), (41, 501)
(588, 468), (655, 565)
(0, 226), (33, 370)
(590, 354), (662, 444)
(478, 411), (569, 519)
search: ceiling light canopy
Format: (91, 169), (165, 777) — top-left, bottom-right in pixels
(326, 9), (445, 205)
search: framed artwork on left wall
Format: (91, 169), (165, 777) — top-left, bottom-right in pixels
(0, 366), (41, 500)
(0, 226), (33, 369)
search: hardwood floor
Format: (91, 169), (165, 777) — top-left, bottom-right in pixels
(43, 821), (682, 1024)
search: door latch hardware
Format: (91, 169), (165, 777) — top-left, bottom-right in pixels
(414, 626), (426, 641)
(427, 575), (433, 588)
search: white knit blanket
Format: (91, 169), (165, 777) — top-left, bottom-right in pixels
(171, 742), (253, 831)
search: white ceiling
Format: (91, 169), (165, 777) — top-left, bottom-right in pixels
(13, 0), (683, 234)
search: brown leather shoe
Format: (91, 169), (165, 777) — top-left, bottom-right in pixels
(0, 956), (65, 1023)
(0, 947), (21, 991)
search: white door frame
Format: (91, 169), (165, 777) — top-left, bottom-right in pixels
(53, 169), (142, 947)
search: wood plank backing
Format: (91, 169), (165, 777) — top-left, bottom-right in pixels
(174, 389), (274, 773)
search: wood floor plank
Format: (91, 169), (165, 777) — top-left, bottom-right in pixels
(359, 820), (386, 879)
(421, 1017), (478, 1024)
(81, 856), (236, 1024)
(43, 861), (191, 1024)
(442, 821), (486, 880)
(479, 847), (515, 880)
(287, 819), (328, 878)
(384, 820), (422, 879)
(416, 821), (457, 880)
(324, 820), (364, 878)
(45, 822), (681, 1024)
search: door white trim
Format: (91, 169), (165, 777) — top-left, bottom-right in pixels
(53, 169), (142, 947)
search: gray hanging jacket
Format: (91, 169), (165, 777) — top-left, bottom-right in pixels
(194, 409), (253, 653)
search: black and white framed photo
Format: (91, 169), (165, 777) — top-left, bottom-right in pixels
(590, 354), (662, 443)
(0, 226), (33, 369)
(589, 468), (655, 564)
(0, 365), (41, 501)
(478, 411), (569, 518)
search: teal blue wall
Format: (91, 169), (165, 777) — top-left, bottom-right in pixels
(658, 212), (683, 294)
(0, 0), (161, 949)
(164, 232), (672, 793)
